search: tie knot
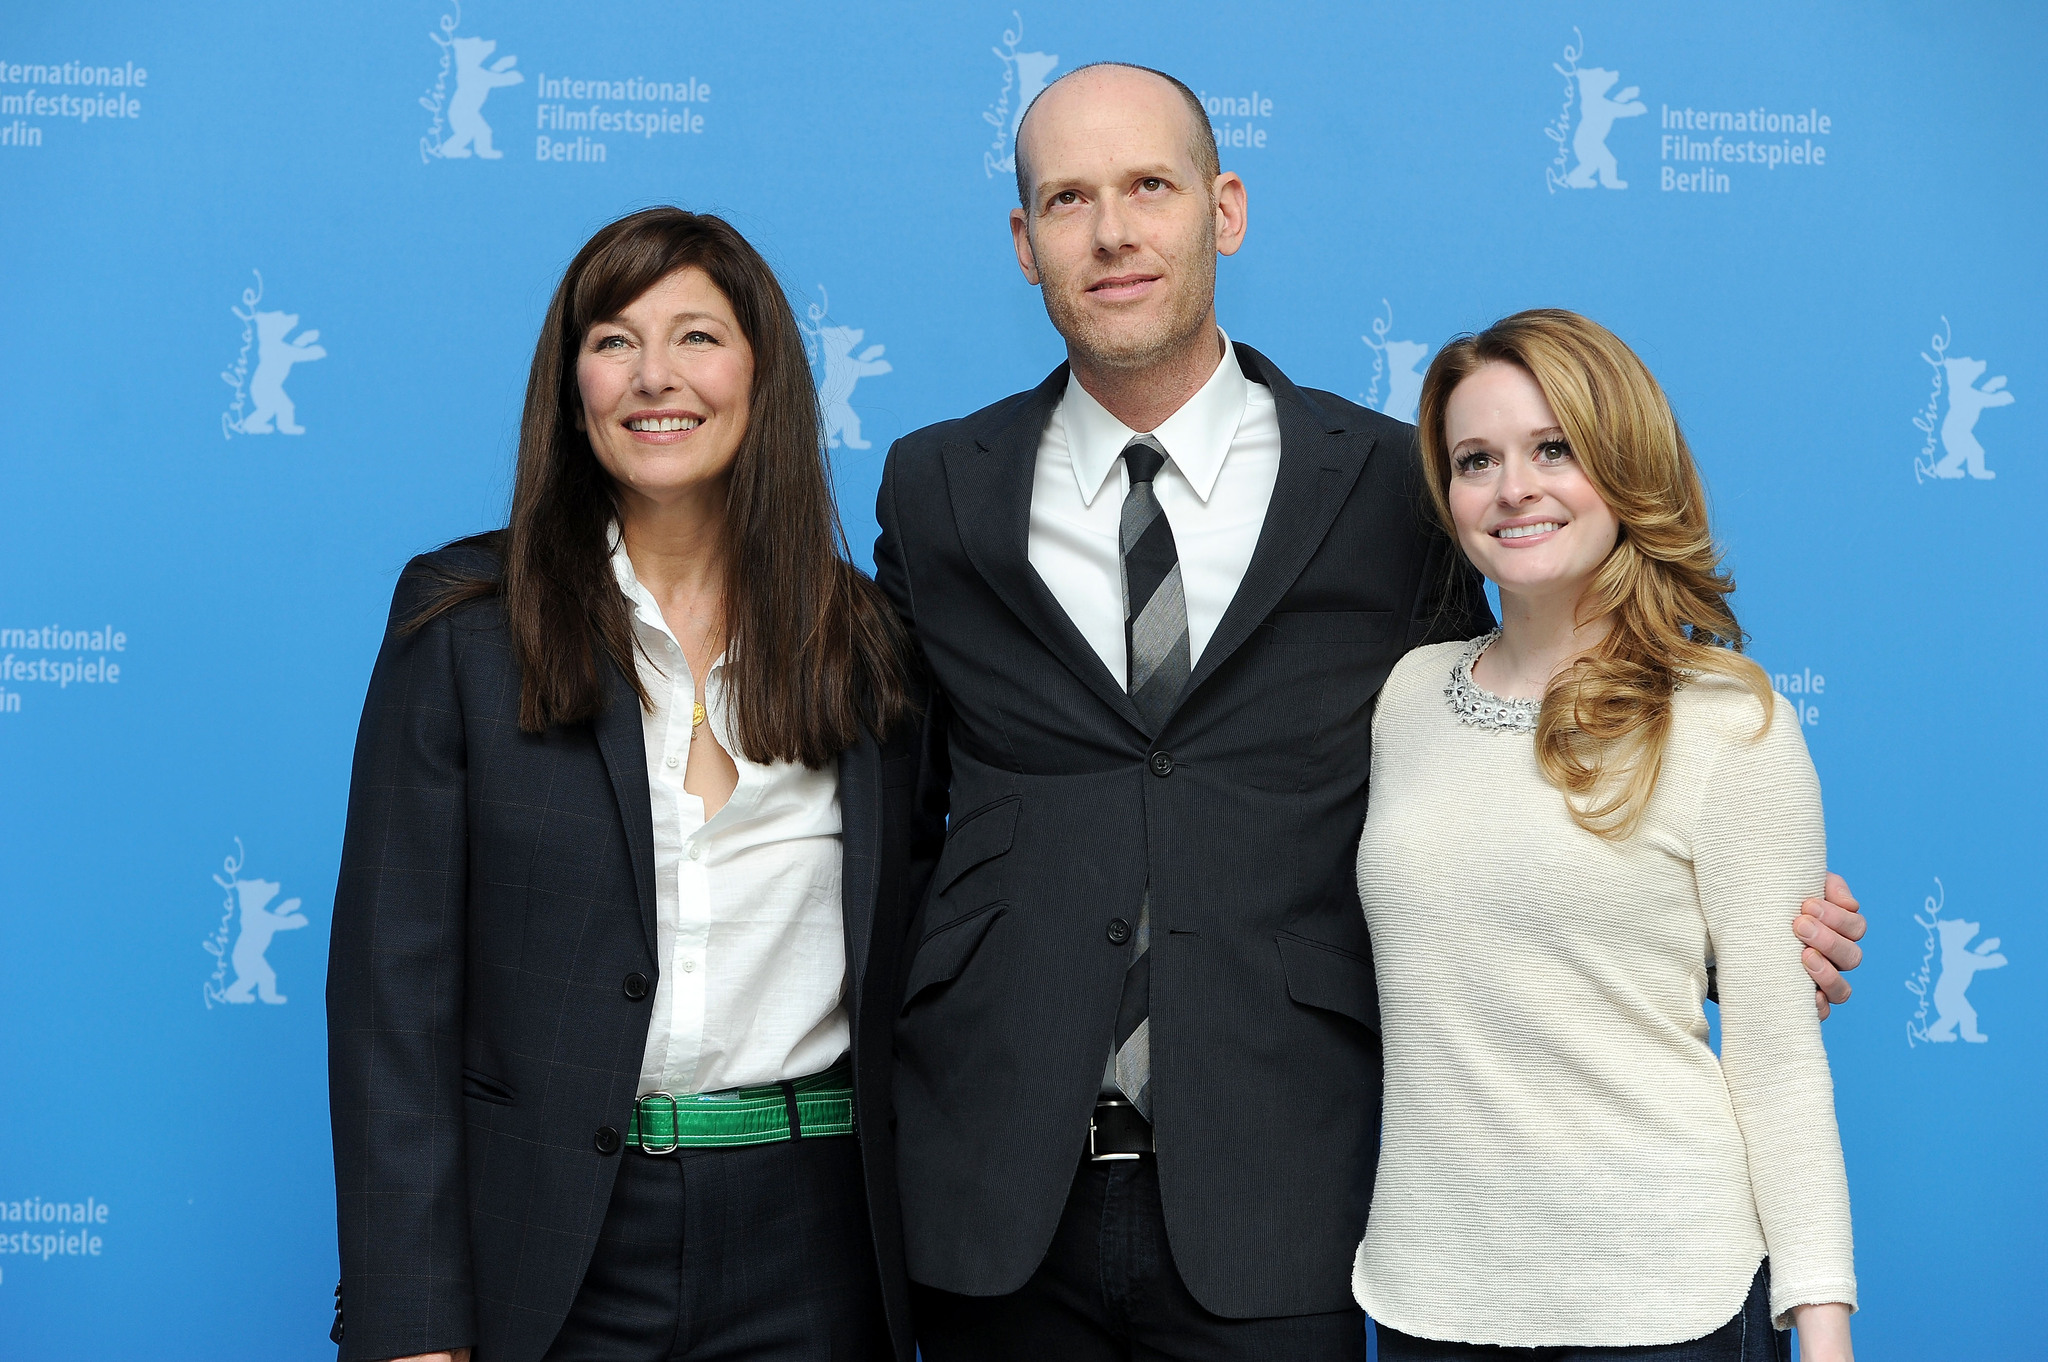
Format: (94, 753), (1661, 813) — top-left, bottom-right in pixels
(1122, 436), (1167, 486)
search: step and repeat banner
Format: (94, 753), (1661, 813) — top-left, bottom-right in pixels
(0, 2), (2039, 1357)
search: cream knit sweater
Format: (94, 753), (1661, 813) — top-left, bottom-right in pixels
(1353, 639), (1855, 1345)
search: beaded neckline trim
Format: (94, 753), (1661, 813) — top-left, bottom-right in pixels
(1444, 632), (1540, 734)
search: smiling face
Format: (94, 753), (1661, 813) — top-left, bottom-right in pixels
(1009, 66), (1243, 372)
(576, 266), (754, 511)
(1444, 361), (1621, 608)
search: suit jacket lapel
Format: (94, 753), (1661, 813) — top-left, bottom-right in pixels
(592, 658), (660, 964)
(837, 733), (882, 1016)
(596, 659), (886, 1003)
(1184, 343), (1378, 698)
(943, 365), (1146, 733)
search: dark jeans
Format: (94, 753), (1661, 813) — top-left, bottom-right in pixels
(913, 1157), (1368, 1362)
(541, 1133), (889, 1361)
(1373, 1263), (1784, 1362)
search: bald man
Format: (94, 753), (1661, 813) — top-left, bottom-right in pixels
(872, 62), (1868, 1361)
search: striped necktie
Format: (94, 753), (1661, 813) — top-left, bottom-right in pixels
(1111, 434), (1187, 1121)
(1119, 434), (1190, 730)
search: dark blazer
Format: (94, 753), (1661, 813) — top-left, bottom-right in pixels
(873, 343), (1491, 1320)
(326, 540), (943, 1362)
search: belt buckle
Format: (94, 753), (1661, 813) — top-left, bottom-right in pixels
(1088, 1099), (1143, 1163)
(636, 1091), (681, 1155)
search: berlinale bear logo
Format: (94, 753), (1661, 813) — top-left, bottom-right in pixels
(1929, 357), (2016, 481)
(202, 839), (312, 1009)
(1376, 340), (1429, 423)
(1361, 300), (1431, 424)
(440, 36), (523, 158)
(1914, 319), (2017, 483)
(982, 13), (1057, 178)
(804, 289), (892, 451)
(221, 271), (327, 439)
(221, 877), (309, 1004)
(1927, 918), (2007, 1042)
(1544, 32), (1646, 193)
(1905, 878), (2009, 1046)
(1565, 68), (1646, 188)
(420, 7), (523, 163)
(239, 312), (327, 435)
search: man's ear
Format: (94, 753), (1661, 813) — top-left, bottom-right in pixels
(1010, 207), (1041, 286)
(1213, 171), (1248, 258)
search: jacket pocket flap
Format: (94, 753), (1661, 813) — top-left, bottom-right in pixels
(935, 796), (1021, 895)
(904, 903), (1007, 1006)
(1277, 933), (1380, 1033)
(462, 1067), (517, 1105)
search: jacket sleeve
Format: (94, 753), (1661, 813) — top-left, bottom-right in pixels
(873, 436), (917, 631)
(327, 559), (477, 1361)
(875, 441), (951, 956)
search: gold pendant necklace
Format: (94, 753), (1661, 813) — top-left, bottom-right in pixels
(692, 702), (707, 729)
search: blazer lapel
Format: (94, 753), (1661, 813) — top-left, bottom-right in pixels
(837, 732), (882, 1015)
(943, 365), (1146, 733)
(1184, 343), (1378, 698)
(592, 658), (660, 964)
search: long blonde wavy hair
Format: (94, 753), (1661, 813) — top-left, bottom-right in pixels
(1415, 309), (1773, 839)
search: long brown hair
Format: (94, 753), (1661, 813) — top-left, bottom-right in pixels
(1416, 309), (1773, 838)
(414, 207), (910, 766)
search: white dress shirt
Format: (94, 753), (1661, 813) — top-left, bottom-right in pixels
(1026, 330), (1281, 681)
(611, 534), (850, 1096)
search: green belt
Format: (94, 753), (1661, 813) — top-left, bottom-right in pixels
(626, 1061), (854, 1152)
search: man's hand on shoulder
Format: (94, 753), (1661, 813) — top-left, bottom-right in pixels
(1796, 872), (1866, 1019)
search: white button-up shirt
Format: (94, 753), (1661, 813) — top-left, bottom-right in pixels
(1026, 330), (1282, 682)
(611, 535), (849, 1096)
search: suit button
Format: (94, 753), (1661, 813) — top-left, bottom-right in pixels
(1107, 918), (1131, 945)
(594, 1125), (621, 1155)
(623, 972), (650, 1001)
(1149, 751), (1174, 777)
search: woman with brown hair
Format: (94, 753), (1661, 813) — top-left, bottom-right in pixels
(1352, 310), (1855, 1361)
(326, 207), (940, 1362)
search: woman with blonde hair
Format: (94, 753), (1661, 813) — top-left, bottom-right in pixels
(1353, 310), (1855, 1361)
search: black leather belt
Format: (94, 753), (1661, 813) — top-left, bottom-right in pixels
(1087, 1099), (1153, 1161)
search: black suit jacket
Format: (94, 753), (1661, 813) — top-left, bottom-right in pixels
(326, 540), (943, 1362)
(873, 344), (1491, 1319)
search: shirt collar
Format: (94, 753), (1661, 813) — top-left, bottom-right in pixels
(1061, 328), (1250, 507)
(609, 522), (724, 671)
(606, 522), (662, 630)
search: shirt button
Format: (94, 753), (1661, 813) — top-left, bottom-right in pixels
(1107, 918), (1131, 945)
(1149, 751), (1175, 777)
(666, 755), (679, 768)
(688, 844), (702, 861)
(682, 959), (697, 973)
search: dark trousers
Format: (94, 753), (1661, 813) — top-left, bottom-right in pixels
(542, 1133), (889, 1361)
(912, 1157), (1368, 1362)
(1373, 1263), (1784, 1362)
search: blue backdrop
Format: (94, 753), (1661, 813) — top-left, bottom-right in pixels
(1, 3), (2040, 1357)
